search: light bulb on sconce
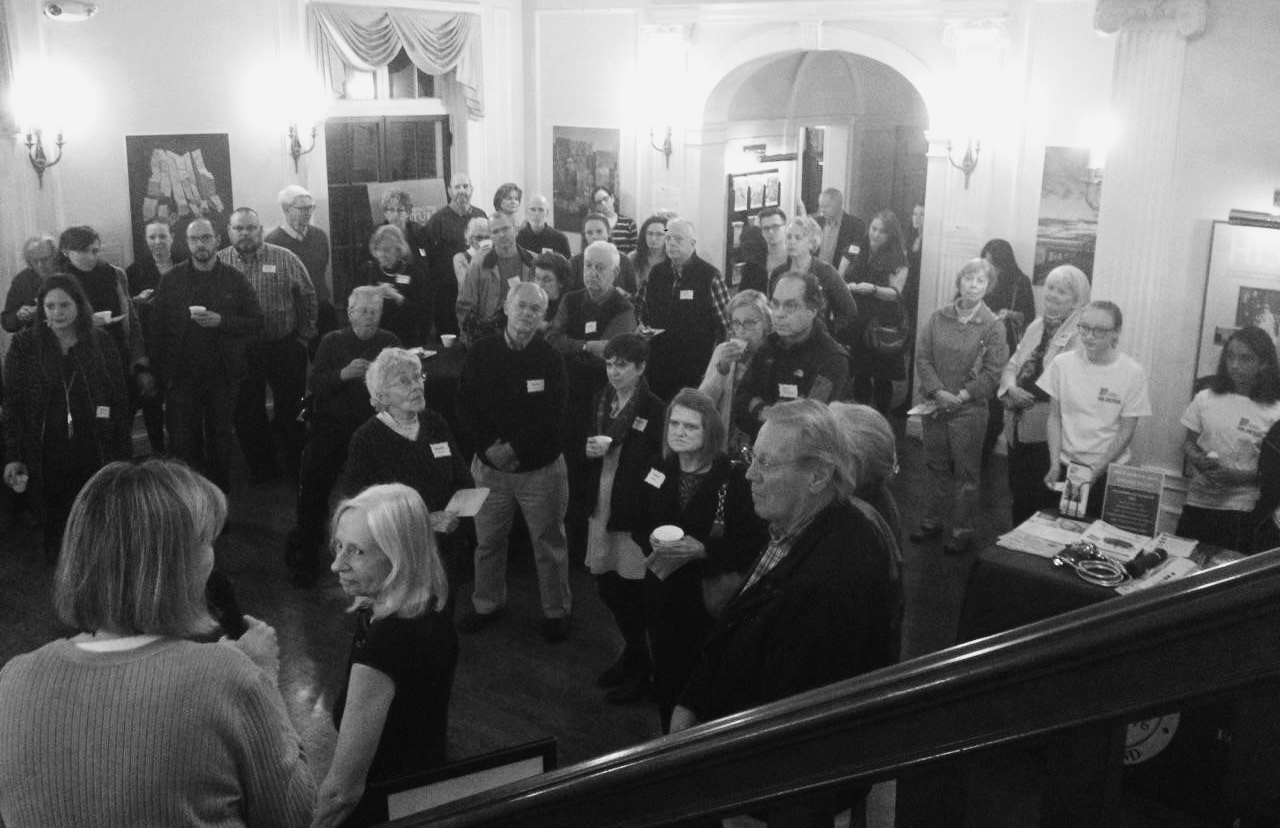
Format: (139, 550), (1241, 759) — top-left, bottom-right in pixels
(25, 128), (65, 189)
(288, 122), (317, 173)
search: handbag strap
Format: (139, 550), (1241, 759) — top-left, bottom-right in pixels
(710, 481), (728, 539)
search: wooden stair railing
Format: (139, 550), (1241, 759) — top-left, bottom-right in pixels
(390, 550), (1280, 827)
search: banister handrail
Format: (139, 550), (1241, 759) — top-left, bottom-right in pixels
(391, 550), (1280, 827)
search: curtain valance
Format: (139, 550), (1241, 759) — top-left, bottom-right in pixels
(309, 3), (483, 119)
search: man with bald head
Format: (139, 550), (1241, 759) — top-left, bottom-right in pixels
(218, 206), (317, 482)
(148, 218), (263, 493)
(457, 282), (573, 642)
(816, 188), (867, 273)
(517, 194), (571, 258)
(426, 172), (487, 337)
(636, 218), (731, 399)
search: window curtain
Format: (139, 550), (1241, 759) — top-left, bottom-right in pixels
(308, 3), (483, 120)
(0, 0), (16, 134)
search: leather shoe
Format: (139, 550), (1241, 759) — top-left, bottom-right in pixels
(457, 606), (503, 634)
(943, 533), (973, 555)
(541, 616), (571, 643)
(909, 522), (944, 543)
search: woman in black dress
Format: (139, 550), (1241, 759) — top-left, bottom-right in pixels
(848, 210), (909, 414)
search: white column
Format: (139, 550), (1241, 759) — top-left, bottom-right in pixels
(1090, 0), (1206, 469)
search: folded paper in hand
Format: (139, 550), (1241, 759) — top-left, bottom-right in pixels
(444, 487), (489, 517)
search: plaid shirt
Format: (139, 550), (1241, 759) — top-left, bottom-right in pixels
(741, 509), (821, 593)
(217, 242), (317, 342)
(635, 256), (731, 340)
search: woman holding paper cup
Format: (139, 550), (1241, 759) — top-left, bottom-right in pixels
(998, 265), (1091, 524)
(1039, 300), (1152, 518)
(343, 348), (474, 582)
(582, 333), (666, 704)
(634, 388), (768, 731)
(1177, 326), (1280, 551)
(453, 217), (492, 307)
(3, 273), (131, 561)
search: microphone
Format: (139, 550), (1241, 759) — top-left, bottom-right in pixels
(1124, 547), (1168, 579)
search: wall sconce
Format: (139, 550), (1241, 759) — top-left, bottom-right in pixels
(650, 126), (672, 169)
(25, 128), (64, 189)
(946, 139), (981, 189)
(1083, 166), (1103, 212)
(289, 123), (317, 173)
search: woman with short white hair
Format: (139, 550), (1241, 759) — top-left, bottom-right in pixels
(767, 216), (858, 345)
(314, 483), (458, 828)
(998, 264), (1091, 523)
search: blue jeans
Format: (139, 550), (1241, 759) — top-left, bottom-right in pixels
(470, 455), (572, 618)
(921, 403), (987, 536)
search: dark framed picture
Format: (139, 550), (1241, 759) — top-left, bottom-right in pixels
(551, 126), (619, 234)
(125, 133), (234, 262)
(1032, 146), (1097, 285)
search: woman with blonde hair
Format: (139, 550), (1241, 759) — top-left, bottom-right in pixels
(315, 483), (458, 828)
(0, 459), (312, 826)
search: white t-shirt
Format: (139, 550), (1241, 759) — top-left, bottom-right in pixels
(1180, 389), (1280, 511)
(1037, 349), (1152, 470)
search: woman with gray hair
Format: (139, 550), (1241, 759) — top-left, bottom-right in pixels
(913, 258), (1009, 554)
(768, 215), (858, 343)
(698, 289), (770, 456)
(453, 216), (492, 300)
(830, 401), (902, 540)
(998, 264), (1092, 523)
(342, 348), (473, 579)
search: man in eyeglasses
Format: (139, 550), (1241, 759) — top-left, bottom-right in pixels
(733, 271), (851, 440)
(266, 185), (335, 348)
(148, 218), (264, 494)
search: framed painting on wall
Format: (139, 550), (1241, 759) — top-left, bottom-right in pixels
(552, 126), (619, 234)
(125, 133), (234, 262)
(1195, 221), (1280, 382)
(1032, 146), (1097, 285)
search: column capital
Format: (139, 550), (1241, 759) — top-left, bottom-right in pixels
(1094, 0), (1207, 40)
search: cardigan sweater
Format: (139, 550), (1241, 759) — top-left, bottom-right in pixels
(0, 638), (313, 828)
(581, 383), (667, 527)
(456, 333), (567, 472)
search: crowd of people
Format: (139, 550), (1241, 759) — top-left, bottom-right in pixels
(1, 174), (1278, 827)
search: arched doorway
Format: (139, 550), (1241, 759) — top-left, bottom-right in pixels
(699, 49), (930, 280)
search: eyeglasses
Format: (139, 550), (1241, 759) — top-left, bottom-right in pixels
(289, 204), (316, 213)
(745, 450), (813, 472)
(769, 299), (810, 316)
(1077, 323), (1115, 337)
(730, 317), (762, 330)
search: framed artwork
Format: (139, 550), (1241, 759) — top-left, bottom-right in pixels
(125, 133), (233, 262)
(1195, 221), (1280, 381)
(764, 175), (781, 207)
(551, 126), (619, 234)
(1032, 146), (1097, 285)
(747, 175), (765, 210)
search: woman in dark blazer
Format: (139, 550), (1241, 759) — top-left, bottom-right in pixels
(582, 334), (667, 703)
(634, 387), (769, 731)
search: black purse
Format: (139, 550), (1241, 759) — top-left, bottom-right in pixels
(865, 296), (911, 356)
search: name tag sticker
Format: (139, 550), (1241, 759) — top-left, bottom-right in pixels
(680, 290), (694, 300)
(262, 264), (277, 274)
(96, 406), (111, 419)
(779, 383), (799, 399)
(847, 245), (860, 256)
(527, 378), (545, 393)
(508, 276), (521, 291)
(633, 417), (648, 432)
(418, 248), (427, 257)
(645, 468), (666, 488)
(430, 442), (452, 458)
(584, 321), (597, 334)
(395, 274), (411, 285)
(542, 247), (553, 254)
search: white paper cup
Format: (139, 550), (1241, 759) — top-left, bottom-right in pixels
(653, 524), (684, 544)
(441, 334), (457, 348)
(93, 310), (113, 324)
(11, 473), (28, 494)
(188, 305), (206, 315)
(591, 436), (613, 452)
